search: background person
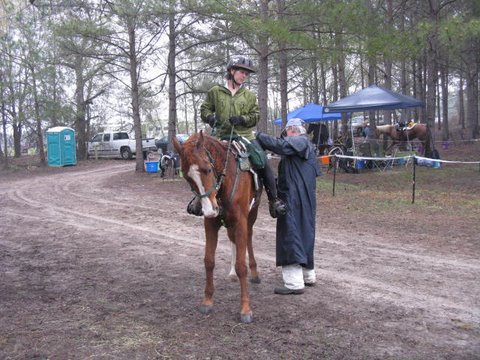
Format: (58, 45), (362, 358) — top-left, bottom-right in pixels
(256, 118), (321, 295)
(307, 122), (329, 155)
(194, 55), (285, 218)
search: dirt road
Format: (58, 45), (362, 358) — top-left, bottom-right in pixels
(1, 160), (479, 359)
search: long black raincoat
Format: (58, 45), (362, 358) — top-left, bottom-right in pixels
(256, 133), (321, 269)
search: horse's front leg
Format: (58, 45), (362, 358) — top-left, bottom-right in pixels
(227, 242), (237, 281)
(227, 220), (253, 323)
(247, 224), (260, 284)
(199, 218), (220, 316)
(227, 235), (260, 284)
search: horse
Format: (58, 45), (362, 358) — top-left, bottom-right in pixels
(173, 131), (262, 323)
(374, 123), (432, 157)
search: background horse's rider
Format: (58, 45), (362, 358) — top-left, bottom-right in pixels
(192, 55), (285, 218)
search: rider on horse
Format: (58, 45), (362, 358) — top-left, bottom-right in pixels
(188, 55), (286, 218)
(396, 119), (415, 131)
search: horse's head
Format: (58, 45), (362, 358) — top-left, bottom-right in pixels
(174, 131), (220, 218)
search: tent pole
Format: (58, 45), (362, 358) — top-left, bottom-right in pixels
(412, 156), (416, 204)
(332, 156), (337, 196)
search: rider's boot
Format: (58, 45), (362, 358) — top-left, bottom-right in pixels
(268, 198), (286, 218)
(187, 196), (203, 216)
(258, 163), (286, 218)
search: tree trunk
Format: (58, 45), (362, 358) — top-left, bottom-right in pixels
(335, 32), (348, 135)
(1, 101), (7, 167)
(74, 58), (88, 161)
(441, 61), (449, 141)
(167, 3), (178, 154)
(30, 65), (46, 165)
(458, 73), (465, 129)
(424, 1), (439, 157)
(277, 0), (288, 128)
(465, 68), (478, 139)
(127, 23), (144, 172)
(383, 0), (393, 125)
(256, 0), (269, 133)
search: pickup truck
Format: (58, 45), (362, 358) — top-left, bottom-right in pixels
(87, 131), (158, 160)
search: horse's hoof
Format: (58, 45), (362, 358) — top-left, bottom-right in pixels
(227, 274), (238, 282)
(250, 276), (261, 284)
(240, 313), (253, 324)
(198, 304), (213, 315)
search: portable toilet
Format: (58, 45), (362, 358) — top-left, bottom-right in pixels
(46, 126), (77, 167)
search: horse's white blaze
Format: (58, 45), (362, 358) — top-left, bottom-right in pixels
(188, 164), (219, 218)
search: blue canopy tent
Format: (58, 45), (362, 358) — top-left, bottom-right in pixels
(273, 103), (342, 126)
(323, 84), (425, 154)
(323, 84), (424, 113)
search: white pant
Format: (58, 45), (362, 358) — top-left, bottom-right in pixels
(282, 264), (316, 290)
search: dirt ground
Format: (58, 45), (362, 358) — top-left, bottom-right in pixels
(1, 140), (480, 359)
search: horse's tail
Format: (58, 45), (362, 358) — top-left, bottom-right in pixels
(424, 124), (433, 158)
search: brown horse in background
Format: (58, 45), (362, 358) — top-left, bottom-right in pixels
(374, 123), (432, 157)
(173, 131), (262, 324)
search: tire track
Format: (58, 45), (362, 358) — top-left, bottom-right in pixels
(3, 196), (480, 324)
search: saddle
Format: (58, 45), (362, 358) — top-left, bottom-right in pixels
(229, 138), (261, 192)
(220, 135), (267, 171)
(397, 122), (416, 132)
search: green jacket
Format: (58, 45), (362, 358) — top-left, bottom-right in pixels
(200, 84), (259, 141)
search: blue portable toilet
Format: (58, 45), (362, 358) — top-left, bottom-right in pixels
(46, 126), (77, 167)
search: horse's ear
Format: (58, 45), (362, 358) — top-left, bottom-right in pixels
(197, 130), (205, 149)
(172, 135), (182, 154)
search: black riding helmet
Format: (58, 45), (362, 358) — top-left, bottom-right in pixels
(227, 56), (256, 73)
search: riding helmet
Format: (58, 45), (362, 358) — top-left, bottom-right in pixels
(227, 56), (256, 73)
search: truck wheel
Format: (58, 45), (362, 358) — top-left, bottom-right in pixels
(121, 147), (133, 160)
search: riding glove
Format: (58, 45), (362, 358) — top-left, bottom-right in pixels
(229, 116), (244, 126)
(206, 114), (216, 127)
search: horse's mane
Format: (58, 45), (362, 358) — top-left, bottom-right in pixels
(181, 132), (232, 172)
(183, 133), (227, 153)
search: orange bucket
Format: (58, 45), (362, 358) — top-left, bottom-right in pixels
(320, 155), (330, 165)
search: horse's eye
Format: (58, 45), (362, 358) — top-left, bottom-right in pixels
(200, 166), (211, 175)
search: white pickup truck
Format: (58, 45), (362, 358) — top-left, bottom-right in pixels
(87, 131), (158, 160)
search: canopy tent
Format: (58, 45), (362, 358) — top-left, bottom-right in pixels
(273, 103), (342, 126)
(323, 84), (424, 113)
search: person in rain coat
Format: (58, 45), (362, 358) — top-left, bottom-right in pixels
(256, 118), (321, 294)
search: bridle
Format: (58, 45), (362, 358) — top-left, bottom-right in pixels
(189, 127), (238, 204)
(190, 146), (225, 199)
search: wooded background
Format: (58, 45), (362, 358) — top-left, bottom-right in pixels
(1, 0), (479, 171)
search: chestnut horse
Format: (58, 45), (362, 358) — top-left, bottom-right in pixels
(375, 123), (432, 157)
(173, 131), (262, 323)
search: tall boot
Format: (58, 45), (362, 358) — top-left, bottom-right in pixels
(258, 163), (286, 218)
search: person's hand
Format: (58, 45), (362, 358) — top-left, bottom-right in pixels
(229, 116), (244, 126)
(206, 114), (216, 127)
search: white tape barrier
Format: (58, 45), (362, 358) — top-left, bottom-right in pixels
(414, 155), (480, 165)
(335, 153), (480, 165)
(333, 153), (480, 165)
(272, 153), (480, 165)
(335, 154), (411, 162)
